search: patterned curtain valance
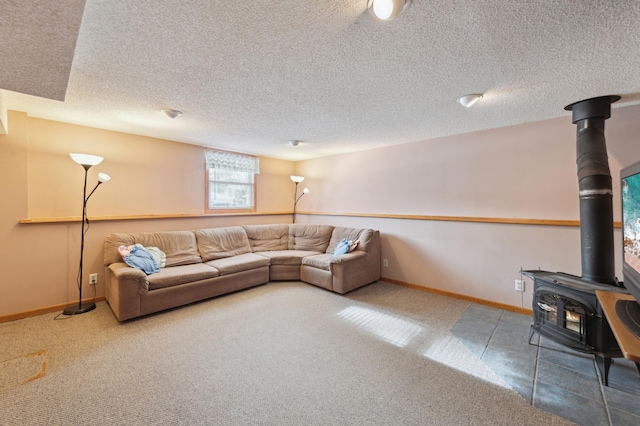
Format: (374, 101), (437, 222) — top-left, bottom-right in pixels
(205, 150), (260, 174)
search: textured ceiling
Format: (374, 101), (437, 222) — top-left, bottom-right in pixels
(2, 0), (640, 161)
(0, 0), (85, 100)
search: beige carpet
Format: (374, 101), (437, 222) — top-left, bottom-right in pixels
(0, 281), (574, 425)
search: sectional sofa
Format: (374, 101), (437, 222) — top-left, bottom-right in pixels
(103, 224), (381, 321)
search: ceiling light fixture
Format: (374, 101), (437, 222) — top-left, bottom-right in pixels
(289, 140), (301, 147)
(161, 108), (183, 119)
(368, 0), (413, 20)
(457, 94), (483, 108)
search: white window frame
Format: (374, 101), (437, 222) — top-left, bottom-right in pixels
(205, 149), (259, 213)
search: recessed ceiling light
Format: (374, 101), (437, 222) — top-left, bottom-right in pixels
(161, 108), (183, 119)
(457, 94), (483, 108)
(289, 140), (302, 147)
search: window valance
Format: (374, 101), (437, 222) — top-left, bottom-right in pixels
(205, 150), (260, 174)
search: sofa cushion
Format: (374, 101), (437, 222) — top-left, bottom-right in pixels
(195, 226), (251, 262)
(147, 264), (221, 291)
(204, 253), (271, 275)
(104, 231), (201, 267)
(351, 228), (376, 252)
(242, 224), (289, 252)
(301, 253), (332, 271)
(288, 224), (334, 252)
(254, 250), (321, 265)
(326, 227), (365, 254)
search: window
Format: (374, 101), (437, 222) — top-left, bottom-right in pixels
(205, 149), (259, 212)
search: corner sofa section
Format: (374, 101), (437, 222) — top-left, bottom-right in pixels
(103, 224), (381, 321)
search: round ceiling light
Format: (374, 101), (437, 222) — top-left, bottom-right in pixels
(161, 108), (183, 119)
(457, 94), (483, 108)
(368, 0), (413, 20)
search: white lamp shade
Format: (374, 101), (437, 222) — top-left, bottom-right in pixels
(98, 173), (111, 183)
(302, 188), (310, 194)
(70, 153), (104, 166)
(290, 175), (305, 183)
(368, 0), (411, 20)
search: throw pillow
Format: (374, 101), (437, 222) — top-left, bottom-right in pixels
(332, 238), (351, 256)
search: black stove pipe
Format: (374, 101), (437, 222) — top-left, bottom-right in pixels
(564, 95), (620, 285)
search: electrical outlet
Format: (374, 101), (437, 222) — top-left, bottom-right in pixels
(383, 259), (389, 267)
(515, 279), (524, 292)
(89, 273), (98, 285)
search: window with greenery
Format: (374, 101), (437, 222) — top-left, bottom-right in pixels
(205, 150), (260, 212)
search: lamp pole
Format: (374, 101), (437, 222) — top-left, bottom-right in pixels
(293, 185), (310, 223)
(64, 153), (111, 316)
(293, 181), (299, 223)
(290, 175), (309, 224)
(64, 165), (96, 315)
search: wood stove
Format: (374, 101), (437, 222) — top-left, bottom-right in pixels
(524, 270), (627, 385)
(525, 96), (630, 386)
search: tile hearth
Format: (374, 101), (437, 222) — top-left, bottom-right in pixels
(451, 304), (640, 425)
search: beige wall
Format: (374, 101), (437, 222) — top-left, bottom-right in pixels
(3, 103), (640, 319)
(294, 104), (640, 310)
(0, 111), (295, 318)
(25, 117), (294, 217)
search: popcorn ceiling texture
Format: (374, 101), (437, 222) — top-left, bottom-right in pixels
(2, 0), (640, 160)
(0, 0), (85, 101)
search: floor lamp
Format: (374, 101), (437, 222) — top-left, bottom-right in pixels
(290, 175), (309, 223)
(63, 153), (111, 316)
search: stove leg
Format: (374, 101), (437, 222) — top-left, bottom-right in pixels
(595, 355), (612, 386)
(528, 326), (536, 345)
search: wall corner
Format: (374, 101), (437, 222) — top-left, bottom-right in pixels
(0, 91), (7, 135)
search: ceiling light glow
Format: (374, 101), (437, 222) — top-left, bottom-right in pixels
(368, 0), (412, 21)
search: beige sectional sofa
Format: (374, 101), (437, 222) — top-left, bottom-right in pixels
(103, 224), (381, 321)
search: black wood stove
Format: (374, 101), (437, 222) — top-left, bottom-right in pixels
(525, 96), (631, 386)
(524, 270), (627, 385)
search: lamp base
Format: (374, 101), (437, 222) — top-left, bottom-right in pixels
(63, 302), (96, 315)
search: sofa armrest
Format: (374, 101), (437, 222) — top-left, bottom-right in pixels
(105, 262), (149, 321)
(109, 263), (149, 295)
(330, 249), (381, 294)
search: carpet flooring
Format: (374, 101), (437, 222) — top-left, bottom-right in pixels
(0, 281), (574, 425)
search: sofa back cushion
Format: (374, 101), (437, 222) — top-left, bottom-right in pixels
(357, 229), (378, 252)
(326, 227), (365, 253)
(195, 226), (251, 261)
(242, 224), (289, 252)
(104, 231), (201, 267)
(288, 224), (334, 252)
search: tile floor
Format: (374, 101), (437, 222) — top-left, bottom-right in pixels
(451, 304), (640, 425)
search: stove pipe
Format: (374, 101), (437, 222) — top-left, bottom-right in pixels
(564, 95), (620, 285)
